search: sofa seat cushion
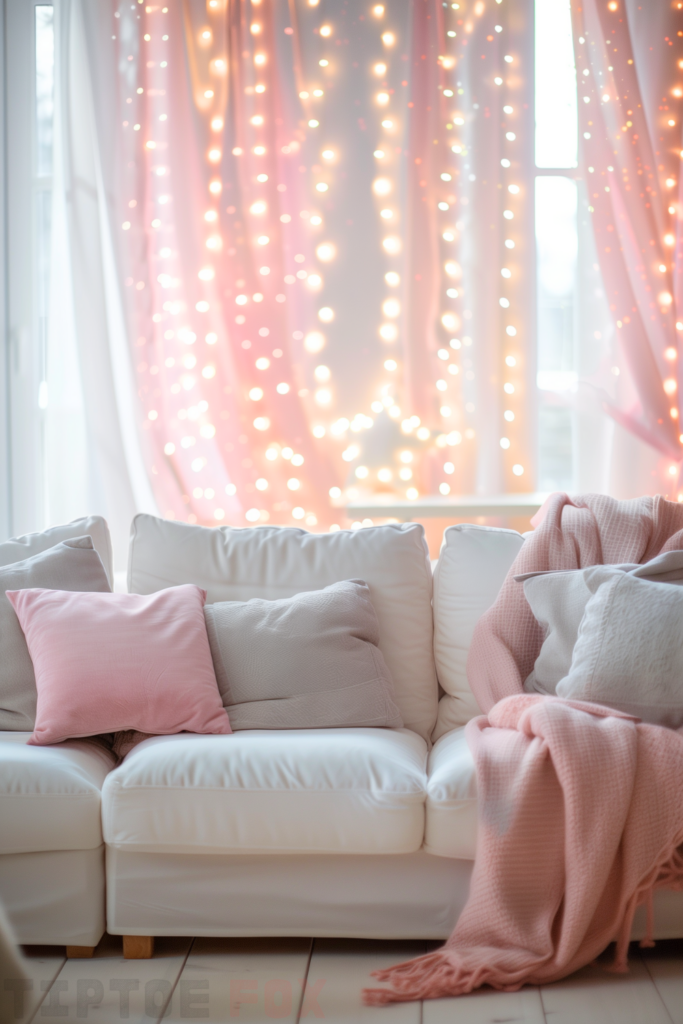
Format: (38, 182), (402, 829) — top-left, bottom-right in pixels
(0, 732), (115, 854)
(424, 727), (478, 860)
(102, 728), (428, 855)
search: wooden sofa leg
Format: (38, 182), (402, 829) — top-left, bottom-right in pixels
(123, 935), (155, 959)
(66, 946), (95, 958)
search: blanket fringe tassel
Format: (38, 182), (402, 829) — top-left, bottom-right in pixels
(614, 844), (683, 971)
(362, 950), (522, 1005)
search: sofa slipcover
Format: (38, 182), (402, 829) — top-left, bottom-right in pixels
(0, 849), (105, 947)
(0, 733), (115, 854)
(102, 729), (428, 855)
(424, 727), (478, 860)
(0, 732), (113, 948)
(106, 850), (474, 940)
(127, 515), (438, 742)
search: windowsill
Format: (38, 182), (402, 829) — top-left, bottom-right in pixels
(342, 493), (549, 522)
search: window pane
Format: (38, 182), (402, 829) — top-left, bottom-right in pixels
(535, 0), (577, 168)
(35, 6), (54, 178)
(35, 189), (51, 399)
(539, 406), (574, 491)
(536, 175), (578, 490)
(35, 6), (54, 419)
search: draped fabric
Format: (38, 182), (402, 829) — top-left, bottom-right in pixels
(52, 0), (539, 543)
(48, 0), (683, 550)
(569, 0), (683, 464)
(53, 0), (158, 559)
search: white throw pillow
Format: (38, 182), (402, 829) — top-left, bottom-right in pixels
(128, 515), (437, 741)
(522, 549), (683, 696)
(556, 568), (683, 727)
(204, 580), (403, 730)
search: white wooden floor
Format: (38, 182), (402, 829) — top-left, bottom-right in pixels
(7, 935), (683, 1023)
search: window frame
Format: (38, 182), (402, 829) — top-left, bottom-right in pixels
(533, 0), (582, 492)
(0, 0), (10, 539)
(3, 0), (54, 539)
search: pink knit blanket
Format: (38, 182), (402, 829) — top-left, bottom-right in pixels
(364, 493), (683, 1004)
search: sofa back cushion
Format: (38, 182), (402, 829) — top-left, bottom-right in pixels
(433, 524), (524, 735)
(128, 515), (438, 741)
(0, 516), (113, 588)
(0, 537), (112, 731)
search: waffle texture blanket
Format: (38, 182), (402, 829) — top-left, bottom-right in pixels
(364, 493), (683, 1003)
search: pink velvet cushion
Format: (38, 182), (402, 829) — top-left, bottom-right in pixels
(6, 585), (231, 745)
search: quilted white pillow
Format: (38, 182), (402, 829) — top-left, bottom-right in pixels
(523, 549), (683, 696)
(128, 515), (437, 741)
(432, 524), (524, 740)
(556, 568), (683, 727)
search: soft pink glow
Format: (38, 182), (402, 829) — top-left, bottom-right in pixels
(115, 1), (340, 528)
(571, 0), (683, 466)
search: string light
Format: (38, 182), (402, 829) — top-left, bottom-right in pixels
(125, 0), (543, 527)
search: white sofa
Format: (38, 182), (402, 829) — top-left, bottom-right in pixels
(2, 515), (683, 956)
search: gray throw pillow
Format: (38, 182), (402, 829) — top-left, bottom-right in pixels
(520, 549), (683, 696)
(0, 516), (113, 587)
(204, 579), (403, 730)
(0, 537), (111, 731)
(556, 568), (683, 727)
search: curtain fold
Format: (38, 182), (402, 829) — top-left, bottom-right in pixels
(570, 0), (683, 467)
(53, 0), (158, 561)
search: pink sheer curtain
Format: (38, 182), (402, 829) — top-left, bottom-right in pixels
(570, 0), (683, 467)
(112, 0), (338, 529)
(61, 0), (536, 535)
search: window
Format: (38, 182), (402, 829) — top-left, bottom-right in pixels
(5, 1), (55, 535)
(0, 0), (631, 545)
(534, 0), (614, 493)
(535, 0), (578, 491)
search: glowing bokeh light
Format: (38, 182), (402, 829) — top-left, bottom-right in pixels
(316, 242), (336, 261)
(304, 331), (326, 354)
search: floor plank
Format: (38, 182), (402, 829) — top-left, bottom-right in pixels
(12, 934), (681, 1024)
(641, 940), (683, 1024)
(539, 946), (673, 1024)
(305, 939), (425, 1023)
(34, 933), (192, 1023)
(0, 946), (66, 1024)
(164, 937), (312, 1023)
(423, 985), (546, 1023)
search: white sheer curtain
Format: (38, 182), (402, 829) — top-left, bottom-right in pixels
(50, 0), (157, 563)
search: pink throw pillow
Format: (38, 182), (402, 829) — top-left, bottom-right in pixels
(6, 585), (231, 745)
